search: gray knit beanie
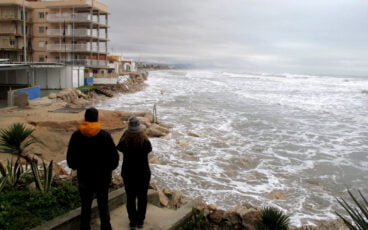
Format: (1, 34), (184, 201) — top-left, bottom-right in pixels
(128, 116), (142, 133)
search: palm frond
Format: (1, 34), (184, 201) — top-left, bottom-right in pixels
(0, 123), (36, 156)
(258, 206), (290, 230)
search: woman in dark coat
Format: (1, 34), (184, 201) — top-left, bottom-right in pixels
(117, 117), (152, 229)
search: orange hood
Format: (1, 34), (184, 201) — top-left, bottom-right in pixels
(79, 122), (101, 137)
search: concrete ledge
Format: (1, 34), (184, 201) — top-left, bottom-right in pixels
(32, 189), (126, 230)
(161, 200), (197, 230)
(31, 189), (159, 230)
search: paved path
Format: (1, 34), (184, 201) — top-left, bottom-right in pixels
(92, 201), (195, 230)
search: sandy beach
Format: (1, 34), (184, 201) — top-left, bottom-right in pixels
(0, 73), (167, 164)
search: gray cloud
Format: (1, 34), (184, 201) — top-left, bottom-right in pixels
(101, 0), (368, 76)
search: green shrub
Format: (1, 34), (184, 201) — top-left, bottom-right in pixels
(257, 207), (290, 230)
(181, 208), (209, 230)
(0, 183), (80, 230)
(78, 85), (99, 94)
(336, 190), (368, 230)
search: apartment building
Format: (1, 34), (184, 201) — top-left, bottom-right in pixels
(0, 0), (32, 62)
(0, 0), (110, 75)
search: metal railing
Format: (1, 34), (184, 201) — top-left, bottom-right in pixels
(47, 29), (90, 37)
(47, 59), (108, 67)
(47, 13), (91, 22)
(47, 13), (108, 26)
(46, 43), (90, 52)
(47, 29), (107, 39)
(46, 44), (107, 53)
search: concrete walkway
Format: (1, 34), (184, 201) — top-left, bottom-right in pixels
(91, 201), (195, 230)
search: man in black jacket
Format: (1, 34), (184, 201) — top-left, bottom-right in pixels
(67, 107), (119, 230)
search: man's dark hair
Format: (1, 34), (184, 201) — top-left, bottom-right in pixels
(85, 107), (98, 122)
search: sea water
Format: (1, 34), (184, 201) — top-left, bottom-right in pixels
(96, 70), (368, 226)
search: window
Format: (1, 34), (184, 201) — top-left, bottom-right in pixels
(9, 40), (15, 46)
(38, 41), (45, 48)
(39, 55), (45, 62)
(39, 26), (45, 33)
(39, 12), (44, 19)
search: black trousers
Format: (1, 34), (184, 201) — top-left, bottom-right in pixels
(79, 182), (112, 230)
(123, 176), (150, 225)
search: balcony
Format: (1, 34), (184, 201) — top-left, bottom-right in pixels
(46, 29), (107, 39)
(47, 59), (108, 68)
(46, 44), (107, 53)
(47, 13), (107, 26)
(47, 13), (91, 22)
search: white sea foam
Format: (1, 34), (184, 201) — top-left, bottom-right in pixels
(96, 70), (368, 227)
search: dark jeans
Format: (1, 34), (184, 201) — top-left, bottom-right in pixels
(123, 176), (150, 225)
(79, 182), (112, 230)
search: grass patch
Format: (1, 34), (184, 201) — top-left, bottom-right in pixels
(0, 183), (80, 230)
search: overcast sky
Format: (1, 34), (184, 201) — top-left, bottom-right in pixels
(101, 0), (368, 76)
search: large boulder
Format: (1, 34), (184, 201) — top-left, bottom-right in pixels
(208, 210), (225, 224)
(146, 124), (169, 137)
(167, 190), (184, 208)
(138, 116), (152, 128)
(224, 210), (242, 226)
(48, 93), (57, 99)
(150, 184), (169, 207)
(194, 198), (210, 217)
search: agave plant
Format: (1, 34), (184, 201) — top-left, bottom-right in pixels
(31, 160), (53, 192)
(0, 158), (30, 189)
(0, 123), (36, 163)
(0, 175), (8, 192)
(258, 207), (290, 230)
(336, 190), (368, 230)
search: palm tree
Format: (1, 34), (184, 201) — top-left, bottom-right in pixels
(257, 207), (290, 230)
(0, 123), (36, 163)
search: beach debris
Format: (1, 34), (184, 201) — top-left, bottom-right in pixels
(117, 75), (129, 84)
(56, 88), (89, 104)
(153, 104), (158, 123)
(94, 88), (113, 97)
